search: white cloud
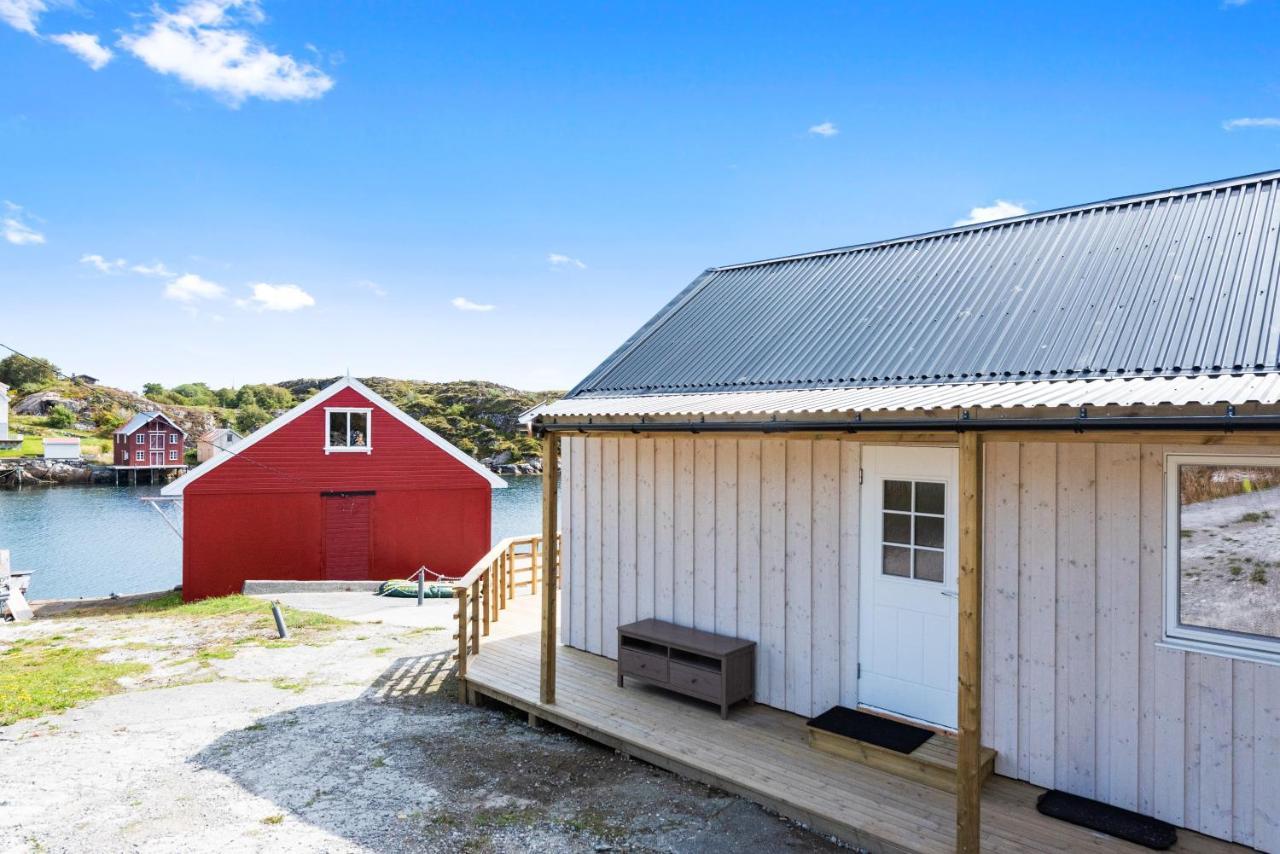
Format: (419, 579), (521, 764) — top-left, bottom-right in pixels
(2, 201), (45, 245)
(164, 272), (225, 301)
(547, 252), (586, 270)
(0, 0), (46, 34)
(357, 279), (387, 297)
(119, 0), (335, 106)
(81, 253), (127, 273)
(954, 199), (1028, 226)
(236, 282), (315, 311)
(1222, 117), (1280, 130)
(50, 32), (113, 69)
(808, 121), (838, 138)
(132, 261), (173, 277)
(451, 296), (495, 312)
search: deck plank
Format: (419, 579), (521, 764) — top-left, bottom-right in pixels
(464, 594), (1246, 854)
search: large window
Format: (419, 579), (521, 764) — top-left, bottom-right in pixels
(1167, 455), (1280, 659)
(326, 408), (372, 453)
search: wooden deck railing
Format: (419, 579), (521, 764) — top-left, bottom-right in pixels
(452, 532), (559, 699)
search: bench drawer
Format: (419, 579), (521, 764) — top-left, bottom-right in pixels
(619, 648), (668, 683)
(669, 661), (721, 702)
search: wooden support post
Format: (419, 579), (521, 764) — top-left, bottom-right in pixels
(540, 433), (560, 704)
(455, 587), (468, 702)
(470, 580), (481, 655)
(956, 430), (984, 853)
(506, 541), (515, 598)
(497, 553), (507, 611)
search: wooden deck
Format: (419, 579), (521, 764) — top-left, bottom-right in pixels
(464, 594), (1247, 854)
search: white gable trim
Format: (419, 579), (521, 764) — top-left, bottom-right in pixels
(162, 376), (506, 495)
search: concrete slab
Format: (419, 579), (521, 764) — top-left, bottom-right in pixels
(249, 591), (458, 628)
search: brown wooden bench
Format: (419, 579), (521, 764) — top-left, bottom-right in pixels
(617, 619), (755, 719)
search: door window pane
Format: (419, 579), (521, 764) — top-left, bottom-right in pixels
(915, 481), (945, 515)
(883, 512), (911, 545)
(915, 549), (944, 582)
(884, 480), (912, 512)
(915, 515), (945, 549)
(883, 545), (911, 577)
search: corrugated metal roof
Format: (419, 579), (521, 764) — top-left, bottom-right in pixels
(115, 411), (183, 435)
(542, 373), (1280, 419)
(569, 170), (1280, 399)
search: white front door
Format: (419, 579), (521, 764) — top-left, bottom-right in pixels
(858, 446), (958, 729)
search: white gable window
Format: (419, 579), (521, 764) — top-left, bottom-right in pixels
(169, 433), (178, 444)
(136, 433), (144, 445)
(325, 408), (372, 453)
(1165, 454), (1280, 661)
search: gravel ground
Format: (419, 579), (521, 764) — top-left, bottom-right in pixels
(0, 601), (844, 854)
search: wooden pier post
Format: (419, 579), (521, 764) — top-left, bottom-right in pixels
(539, 433), (560, 704)
(956, 430), (984, 853)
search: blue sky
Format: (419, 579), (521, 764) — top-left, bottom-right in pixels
(3, 0), (1280, 393)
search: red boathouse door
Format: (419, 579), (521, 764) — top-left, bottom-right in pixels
(322, 492), (373, 580)
(149, 432), (165, 466)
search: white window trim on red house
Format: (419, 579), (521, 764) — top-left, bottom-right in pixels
(324, 407), (373, 454)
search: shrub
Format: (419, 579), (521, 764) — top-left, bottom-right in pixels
(234, 404), (271, 434)
(0, 353), (58, 389)
(45, 405), (76, 429)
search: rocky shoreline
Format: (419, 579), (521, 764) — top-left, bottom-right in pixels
(1, 459), (124, 488)
(480, 451), (543, 477)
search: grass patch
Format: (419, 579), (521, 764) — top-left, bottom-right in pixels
(0, 639), (148, 726)
(72, 592), (349, 632)
(1180, 529), (1195, 538)
(1238, 510), (1275, 524)
(372, 646), (392, 655)
(270, 678), (309, 693)
(261, 814), (284, 825)
(1251, 568), (1269, 585)
(473, 806), (541, 829)
(195, 646), (236, 661)
(1230, 565), (1244, 577)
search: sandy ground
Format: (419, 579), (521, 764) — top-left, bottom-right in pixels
(0, 595), (843, 854)
(1178, 487), (1280, 638)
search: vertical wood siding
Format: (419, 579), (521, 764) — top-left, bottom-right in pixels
(559, 434), (1280, 848)
(562, 435), (860, 718)
(981, 441), (1280, 849)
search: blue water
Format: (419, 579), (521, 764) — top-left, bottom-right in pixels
(0, 475), (545, 601)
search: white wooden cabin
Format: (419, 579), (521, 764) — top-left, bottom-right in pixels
(196, 427), (241, 463)
(501, 171), (1280, 852)
(41, 436), (81, 460)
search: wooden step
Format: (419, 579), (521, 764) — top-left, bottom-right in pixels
(806, 722), (996, 793)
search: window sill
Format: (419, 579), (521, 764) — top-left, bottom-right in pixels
(1156, 637), (1280, 667)
(325, 447), (372, 455)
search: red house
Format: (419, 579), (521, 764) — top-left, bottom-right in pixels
(113, 411), (187, 467)
(162, 377), (505, 601)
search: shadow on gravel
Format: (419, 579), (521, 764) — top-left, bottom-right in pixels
(190, 654), (841, 853)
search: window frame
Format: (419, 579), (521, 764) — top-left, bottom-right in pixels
(169, 433), (178, 444)
(135, 449), (144, 462)
(324, 407), (373, 454)
(1164, 452), (1280, 662)
(136, 433), (144, 445)
(169, 448), (179, 462)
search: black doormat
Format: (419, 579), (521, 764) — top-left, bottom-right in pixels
(1036, 790), (1177, 850)
(806, 706), (933, 754)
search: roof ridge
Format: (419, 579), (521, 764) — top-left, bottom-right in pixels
(711, 167), (1280, 272)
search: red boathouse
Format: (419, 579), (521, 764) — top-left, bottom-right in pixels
(162, 377), (505, 601)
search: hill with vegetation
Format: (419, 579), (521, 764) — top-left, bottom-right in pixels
(0, 353), (559, 465)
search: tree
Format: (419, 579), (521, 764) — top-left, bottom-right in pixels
(234, 404), (271, 434)
(143, 382), (166, 398)
(0, 353), (59, 389)
(46, 405), (76, 429)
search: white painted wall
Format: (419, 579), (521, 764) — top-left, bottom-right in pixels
(982, 441), (1280, 850)
(560, 434), (862, 714)
(0, 382), (8, 440)
(559, 433), (1280, 848)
